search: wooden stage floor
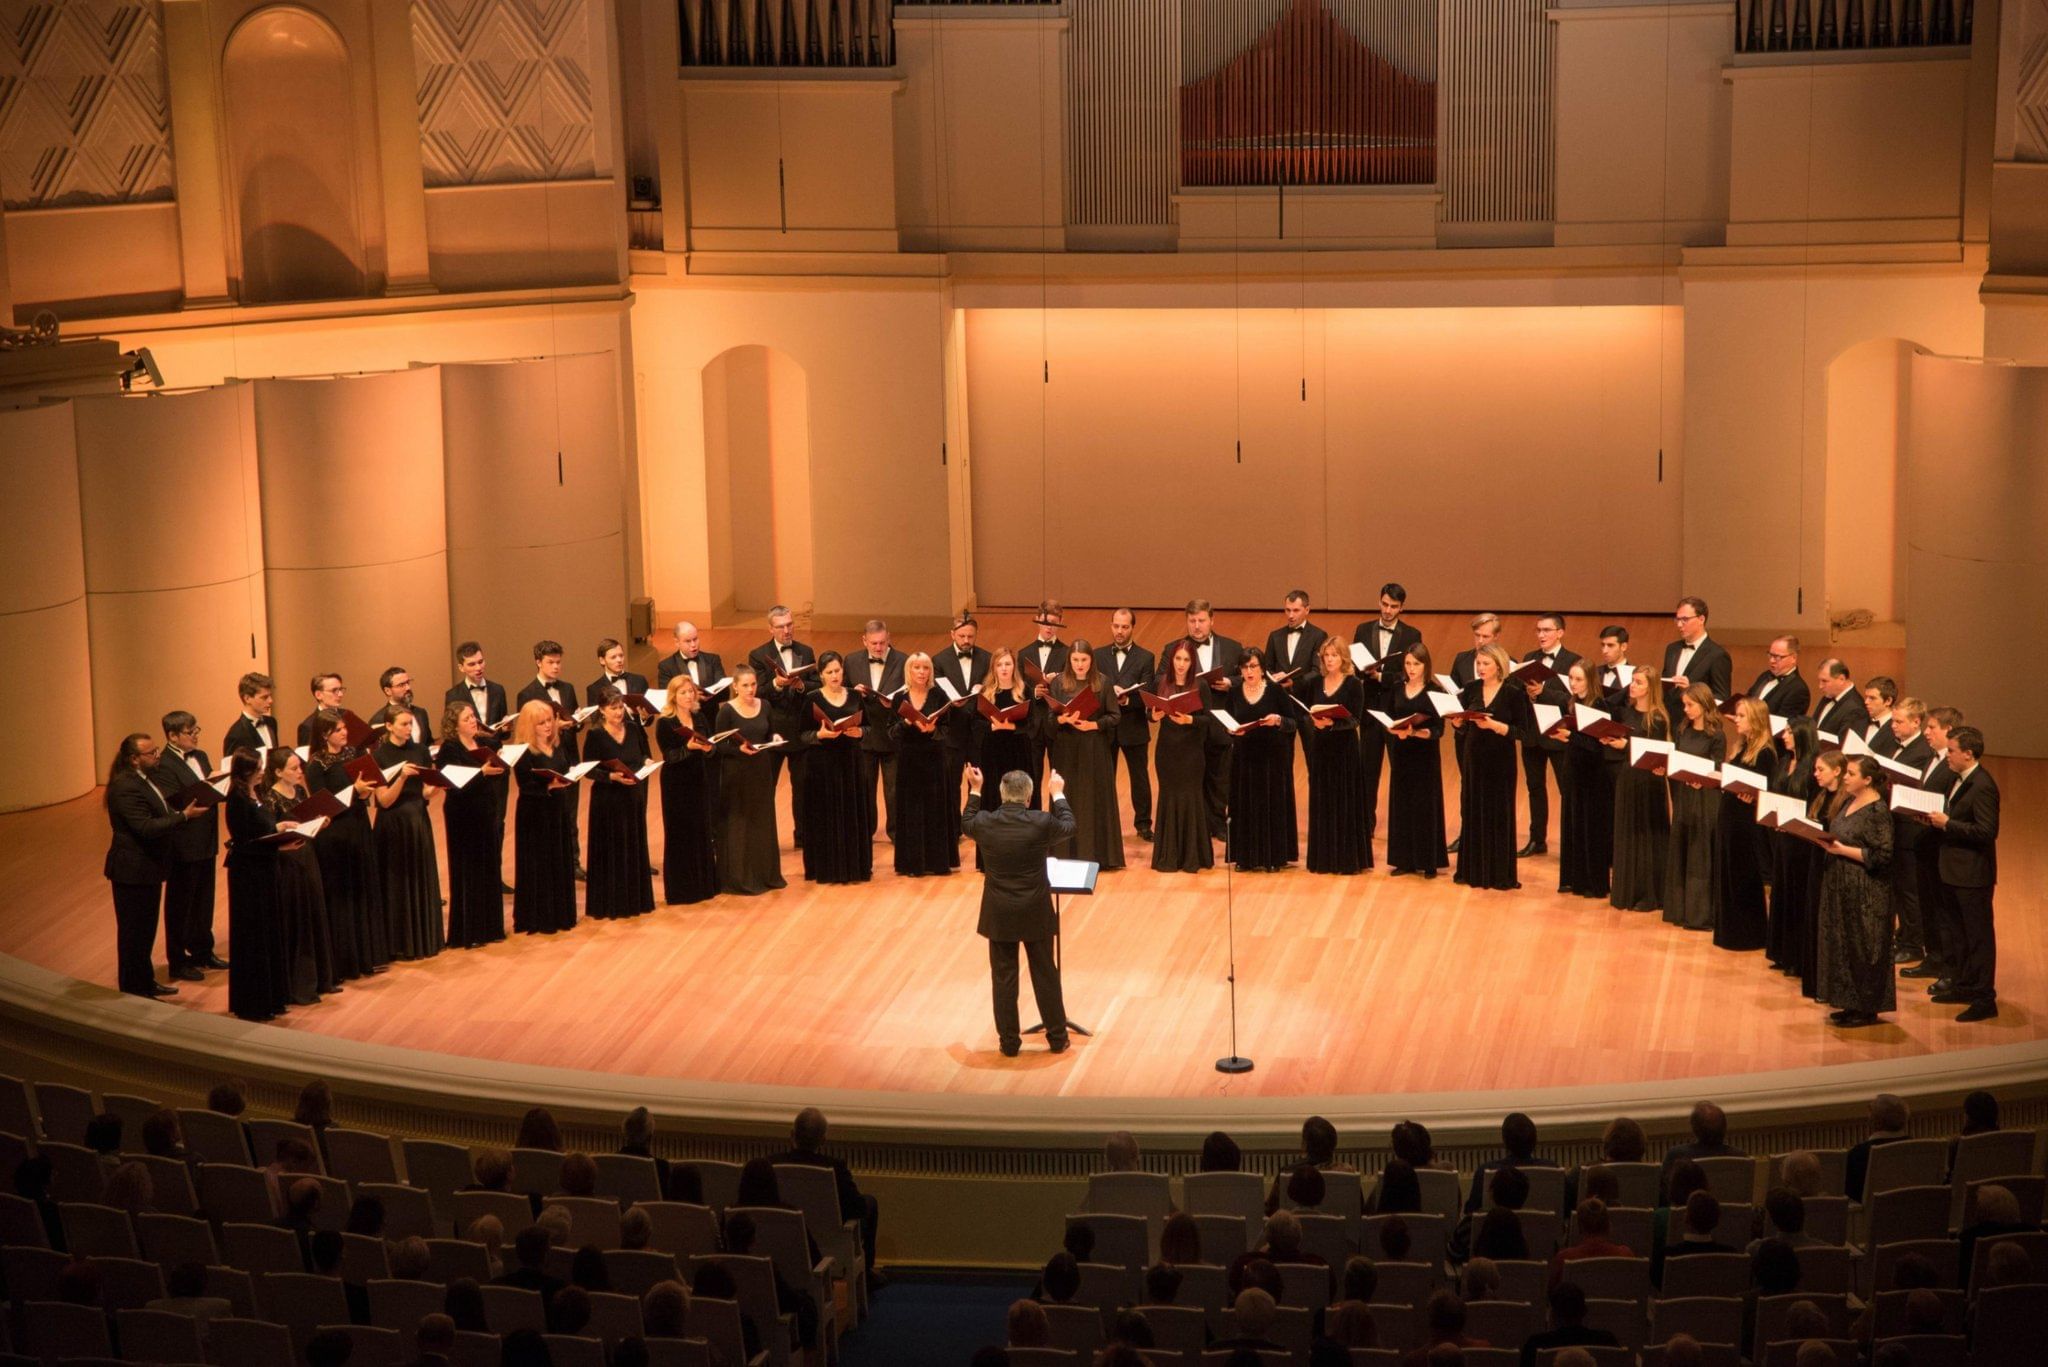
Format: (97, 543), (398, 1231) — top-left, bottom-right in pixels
(2, 609), (2037, 1104)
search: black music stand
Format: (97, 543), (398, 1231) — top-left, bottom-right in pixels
(1025, 856), (1099, 1038)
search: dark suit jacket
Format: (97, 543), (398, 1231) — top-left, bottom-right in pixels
(1520, 646), (1580, 710)
(105, 768), (186, 884)
(1353, 618), (1423, 674)
(1015, 639), (1071, 691)
(294, 710), (327, 748)
(1892, 735), (1937, 850)
(1452, 648), (1479, 689)
(1938, 764), (1999, 888)
(748, 639), (818, 736)
(1101, 642), (1156, 745)
(150, 746), (220, 861)
(961, 794), (1076, 941)
(368, 701), (436, 748)
(851, 650), (908, 753)
(1187, 633), (1245, 708)
(1745, 668), (1811, 717)
(656, 652), (726, 734)
(586, 671), (650, 706)
(444, 679), (510, 728)
(222, 714), (278, 757)
(1813, 690), (1870, 743)
(933, 646), (993, 752)
(1867, 717), (1903, 757)
(517, 677), (584, 759)
(1661, 636), (1732, 704)
(1264, 621), (1328, 695)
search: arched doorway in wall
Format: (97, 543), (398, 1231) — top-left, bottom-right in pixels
(1822, 336), (1919, 631)
(701, 346), (815, 618)
(221, 7), (365, 303)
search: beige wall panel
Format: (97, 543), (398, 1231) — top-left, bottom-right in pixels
(255, 369), (450, 709)
(1823, 339), (1911, 623)
(423, 182), (624, 293)
(441, 354), (628, 674)
(967, 305), (1678, 614)
(1903, 353), (2048, 757)
(74, 385), (267, 768)
(0, 403), (93, 809)
(3, 203), (185, 315)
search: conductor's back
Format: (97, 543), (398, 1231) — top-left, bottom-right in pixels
(961, 766), (1077, 1055)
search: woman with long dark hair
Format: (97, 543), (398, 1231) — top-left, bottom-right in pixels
(223, 748), (292, 1021)
(307, 709), (387, 976)
(1606, 669), (1671, 912)
(436, 702), (509, 948)
(1552, 659), (1616, 899)
(1816, 755), (1896, 1028)
(1042, 640), (1123, 871)
(1148, 639), (1212, 873)
(1767, 715), (1823, 980)
(581, 687), (656, 920)
(798, 652), (872, 884)
(262, 748), (336, 1004)
(372, 709), (442, 960)
(1220, 648), (1297, 873)
(1382, 643), (1448, 878)
(1450, 644), (1529, 891)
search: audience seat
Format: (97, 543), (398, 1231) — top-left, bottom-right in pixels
(451, 1330), (503, 1367)
(1962, 1173), (2045, 1227)
(1559, 1255), (1650, 1304)
(338, 1231), (388, 1284)
(1791, 1242), (1852, 1293)
(205, 1317), (291, 1367)
(1598, 1163), (1661, 1209)
(1275, 1260), (1330, 1313)
(683, 1292), (764, 1367)
(1870, 1237), (1958, 1290)
(1694, 1157), (1757, 1205)
(42, 1143), (107, 1204)
(477, 1285), (544, 1335)
(1362, 1213), (1446, 1269)
(125, 1158), (197, 1218)
(1646, 1294), (1741, 1347)
(1751, 1291), (1851, 1357)
(317, 1323), (402, 1367)
(258, 1272), (348, 1353)
(1461, 1297), (1533, 1349)
(1582, 1294), (1646, 1351)
(1967, 1229), (2048, 1293)
(1870, 1286), (1967, 1336)
(593, 1154), (663, 1208)
(1413, 1168), (1464, 1224)
(1134, 1304), (1205, 1361)
(244, 1120), (321, 1171)
(1759, 1341), (1855, 1367)
(1182, 1172), (1265, 1248)
(1071, 1261), (1136, 1313)
(322, 1127), (400, 1186)
(32, 1084), (96, 1147)
(1641, 1343), (1739, 1367)
(689, 1160), (744, 1213)
(449, 1190), (534, 1240)
(1947, 1129), (2041, 1227)
(366, 1277), (443, 1335)
(1295, 1212), (1350, 1269)
(355, 1182), (436, 1243)
(195, 1167), (275, 1226)
(219, 1223), (303, 1276)
(87, 1255), (165, 1312)
(397, 1139), (473, 1227)
(604, 1248), (682, 1297)
(1533, 1348), (1631, 1367)
(541, 1334), (606, 1367)
(3, 1246), (72, 1303)
(1871, 1334), (1966, 1367)
(1364, 1262), (1436, 1311)
(541, 1195), (621, 1250)
(1189, 1214), (1246, 1265)
(1491, 1260), (1547, 1308)
(584, 1290), (646, 1348)
(424, 1237), (492, 1284)
(1066, 1213), (1147, 1272)
(508, 1149), (562, 1199)
(1043, 1302), (1104, 1357)
(59, 1205), (137, 1259)
(1659, 1251), (1747, 1299)
(640, 1202), (721, 1259)
(0, 1074), (36, 1138)
(1972, 1283), (2048, 1367)
(171, 1112), (249, 1168)
(0, 1191), (51, 1248)
(113, 1305), (203, 1365)
(1859, 1139), (1949, 1200)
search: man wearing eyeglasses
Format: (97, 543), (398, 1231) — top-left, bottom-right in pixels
(1660, 597), (1731, 712)
(1743, 635), (1810, 716)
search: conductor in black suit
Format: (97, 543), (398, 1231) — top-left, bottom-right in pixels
(934, 614), (992, 845)
(1102, 609), (1156, 841)
(1812, 659), (1870, 743)
(1661, 597), (1732, 712)
(1184, 599), (1245, 841)
(1517, 613), (1581, 857)
(748, 606), (818, 843)
(1354, 584), (1423, 843)
(1745, 636), (1811, 717)
(149, 711), (226, 981)
(962, 765), (1075, 1057)
(1928, 727), (2000, 1022)
(105, 733), (205, 998)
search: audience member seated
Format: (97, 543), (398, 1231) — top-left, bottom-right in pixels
(1378, 1215), (1414, 1262)
(207, 1080), (249, 1117)
(1751, 1237), (1802, 1301)
(469, 1148), (514, 1193)
(1101, 1130), (1144, 1173)
(1550, 1198), (1632, 1288)
(1280, 1162), (1328, 1214)
(1845, 1093), (1912, 1202)
(1062, 1221), (1096, 1265)
(620, 1206), (653, 1251)
(1579, 1165), (1621, 1209)
(1371, 1158), (1424, 1215)
(1214, 1287), (1287, 1353)
(496, 1224), (569, 1300)
(664, 1163), (705, 1205)
(1566, 1117), (1644, 1209)
(1662, 1333), (1705, 1367)
(1035, 1251), (1081, 1304)
(1657, 1191), (1733, 1288)
(1392, 1120), (1438, 1170)
(409, 1311), (455, 1367)
(516, 1107), (563, 1152)
(140, 1108), (192, 1164)
(548, 1283), (592, 1335)
(1098, 1345), (1147, 1367)
(305, 1326), (353, 1367)
(570, 1244), (609, 1291)
(1460, 1257), (1500, 1304)
(102, 1158), (154, 1214)
(1007, 1298), (1051, 1348)
(311, 1229), (371, 1323)
(390, 1236), (432, 1281)
(1454, 1164), (1531, 1262)
(1985, 1239), (2034, 1288)
(444, 1277), (489, 1333)
(1232, 1209), (1327, 1293)
(1402, 1290), (1489, 1367)
(558, 1152), (598, 1197)
(618, 1106), (671, 1189)
(1949, 1090), (2001, 1171)
(295, 1079), (334, 1136)
(266, 1138), (322, 1205)
(1159, 1211), (1202, 1265)
(1662, 1102), (1743, 1182)
(84, 1111), (124, 1174)
(1142, 1263), (1183, 1306)
(1200, 1130), (1243, 1171)
(1324, 1297), (1377, 1348)
(467, 1213), (506, 1277)
(1519, 1282), (1619, 1367)
(144, 1260), (233, 1344)
(1106, 1308), (1152, 1349)
(767, 1106), (884, 1284)
(1471, 1204), (1529, 1263)
(1957, 1183), (2031, 1285)
(1464, 1112), (1557, 1213)
(642, 1279), (690, 1338)
(1268, 1116), (1358, 1213)
(1751, 1187), (1820, 1252)
(1778, 1298), (1829, 1345)
(1652, 1160), (1710, 1277)
(346, 1193), (385, 1238)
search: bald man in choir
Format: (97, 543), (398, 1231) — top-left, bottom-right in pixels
(1812, 659), (1869, 745)
(1744, 636), (1810, 717)
(658, 621), (726, 732)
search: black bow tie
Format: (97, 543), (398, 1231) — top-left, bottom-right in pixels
(870, 658), (888, 666)
(958, 652), (974, 661)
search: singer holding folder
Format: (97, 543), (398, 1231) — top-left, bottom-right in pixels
(972, 650), (1036, 813)
(511, 700), (579, 934)
(1664, 684), (1725, 932)
(1606, 671), (1671, 913)
(1220, 649), (1297, 874)
(889, 653), (958, 878)
(372, 710), (443, 961)
(1382, 643), (1448, 878)
(437, 703), (509, 948)
(961, 765), (1074, 1057)
(223, 747), (292, 1022)
(308, 708), (386, 975)
(1450, 644), (1529, 892)
(1712, 699), (1779, 951)
(1304, 638), (1369, 875)
(1146, 641), (1212, 874)
(1042, 642), (1123, 872)
(582, 688), (656, 921)
(797, 653), (873, 886)
(715, 668), (788, 896)
(655, 679), (721, 903)
(263, 749), (337, 1005)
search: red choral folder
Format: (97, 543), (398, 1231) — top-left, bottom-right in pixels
(1141, 689), (1202, 715)
(1049, 686), (1102, 722)
(977, 696), (1033, 724)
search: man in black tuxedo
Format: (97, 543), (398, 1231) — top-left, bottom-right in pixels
(445, 641), (510, 727)
(222, 672), (278, 756)
(852, 619), (907, 840)
(1929, 726), (2000, 1022)
(104, 733), (204, 998)
(1016, 601), (1071, 794)
(961, 765), (1075, 1057)
(748, 606), (818, 843)
(933, 614), (991, 845)
(1903, 706), (1965, 988)
(1661, 597), (1732, 712)
(1745, 635), (1811, 717)
(1102, 608), (1156, 841)
(1355, 584), (1423, 840)
(149, 711), (226, 982)
(1595, 625), (1633, 706)
(1447, 613), (1502, 853)
(518, 641), (586, 877)
(1811, 658), (1869, 743)
(1184, 599), (1245, 841)
(368, 666), (436, 746)
(655, 621), (727, 735)
(1264, 590), (1326, 784)
(1517, 613), (1580, 857)
(296, 673), (347, 747)
(1886, 699), (1938, 968)
(1861, 676), (1900, 755)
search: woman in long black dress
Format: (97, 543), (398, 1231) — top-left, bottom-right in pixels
(1551, 660), (1615, 900)
(1797, 748), (1849, 995)
(1767, 716), (1823, 981)
(1663, 683), (1724, 930)
(1041, 641), (1123, 871)
(655, 678), (720, 903)
(223, 748), (291, 1022)
(307, 709), (386, 975)
(891, 653), (961, 877)
(582, 688), (656, 920)
(263, 749), (336, 1005)
(972, 650), (1036, 809)
(1451, 644), (1528, 891)
(1712, 697), (1779, 951)
(798, 653), (872, 884)
(714, 668), (787, 895)
(1149, 639), (1212, 874)
(511, 700), (578, 932)
(1382, 643), (1448, 878)
(435, 703), (509, 948)
(372, 710), (442, 960)
(1815, 755), (1895, 1027)
(1220, 648), (1297, 873)
(1604, 670), (1670, 912)
(1304, 637), (1368, 875)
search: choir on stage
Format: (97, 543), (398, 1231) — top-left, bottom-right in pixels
(101, 592), (2006, 1030)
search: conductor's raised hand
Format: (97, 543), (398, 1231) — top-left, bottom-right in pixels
(965, 764), (984, 795)
(1045, 769), (1067, 800)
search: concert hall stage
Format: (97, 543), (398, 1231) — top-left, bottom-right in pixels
(3, 611), (2043, 1262)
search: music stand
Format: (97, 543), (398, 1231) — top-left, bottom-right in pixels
(1025, 856), (1099, 1038)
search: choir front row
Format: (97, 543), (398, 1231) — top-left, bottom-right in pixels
(101, 632), (2004, 1033)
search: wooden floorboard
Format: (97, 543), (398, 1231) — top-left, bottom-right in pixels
(3, 609), (2032, 1103)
